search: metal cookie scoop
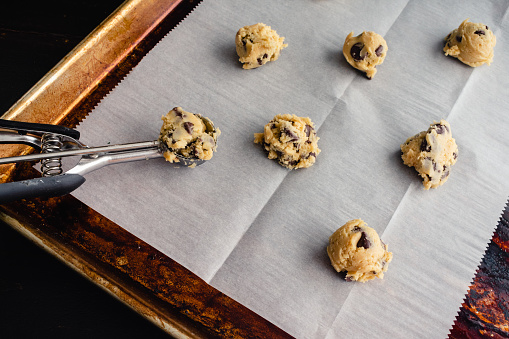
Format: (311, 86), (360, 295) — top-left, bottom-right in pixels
(0, 117), (218, 203)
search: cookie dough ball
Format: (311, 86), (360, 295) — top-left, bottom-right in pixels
(159, 107), (221, 164)
(327, 219), (393, 282)
(235, 23), (288, 69)
(254, 114), (320, 169)
(443, 19), (496, 67)
(343, 31), (388, 79)
(401, 120), (458, 190)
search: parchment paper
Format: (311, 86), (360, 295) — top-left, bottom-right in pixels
(72, 0), (509, 337)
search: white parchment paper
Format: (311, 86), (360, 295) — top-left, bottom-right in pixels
(72, 0), (509, 337)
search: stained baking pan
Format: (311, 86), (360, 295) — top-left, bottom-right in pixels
(1, 0), (507, 337)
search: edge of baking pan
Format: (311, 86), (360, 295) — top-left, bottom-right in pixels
(0, 0), (292, 337)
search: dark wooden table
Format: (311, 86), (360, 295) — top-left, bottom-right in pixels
(1, 1), (508, 338)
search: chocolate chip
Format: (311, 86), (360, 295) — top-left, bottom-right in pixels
(357, 232), (371, 249)
(188, 146), (197, 156)
(263, 53), (268, 59)
(305, 124), (313, 138)
(183, 122), (194, 134)
(283, 128), (299, 141)
(350, 43), (365, 61)
(474, 30), (486, 36)
(420, 138), (431, 152)
(441, 165), (450, 180)
(173, 108), (183, 118)
(433, 124), (446, 134)
(375, 45), (383, 57)
(352, 226), (362, 232)
(441, 170), (450, 180)
(257, 58), (263, 65)
(486, 25), (489, 30)
(456, 35), (462, 43)
(453, 152), (458, 159)
(307, 152), (316, 158)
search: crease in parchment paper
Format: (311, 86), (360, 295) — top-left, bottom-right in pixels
(206, 1), (411, 283)
(324, 3), (509, 338)
(73, 0), (509, 338)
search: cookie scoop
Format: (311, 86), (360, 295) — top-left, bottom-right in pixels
(159, 107), (221, 167)
(0, 113), (220, 202)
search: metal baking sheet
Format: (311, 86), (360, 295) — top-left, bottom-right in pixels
(1, 0), (508, 337)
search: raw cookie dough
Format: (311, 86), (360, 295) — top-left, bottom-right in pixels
(343, 31), (388, 79)
(401, 119), (458, 190)
(254, 114), (320, 169)
(327, 219), (393, 282)
(159, 107), (220, 165)
(443, 19), (496, 67)
(235, 23), (288, 69)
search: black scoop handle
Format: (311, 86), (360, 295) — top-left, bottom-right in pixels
(0, 119), (80, 140)
(0, 174), (86, 204)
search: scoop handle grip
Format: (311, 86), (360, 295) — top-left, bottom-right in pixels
(0, 174), (85, 204)
(0, 119), (80, 139)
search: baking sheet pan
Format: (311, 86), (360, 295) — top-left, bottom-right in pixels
(0, 0), (508, 338)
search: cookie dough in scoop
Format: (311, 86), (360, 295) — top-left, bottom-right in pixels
(254, 114), (320, 169)
(443, 19), (496, 67)
(343, 31), (388, 79)
(159, 107), (220, 165)
(327, 219), (393, 282)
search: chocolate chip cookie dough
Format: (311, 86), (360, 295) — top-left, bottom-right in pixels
(343, 31), (388, 79)
(235, 23), (288, 69)
(254, 114), (320, 169)
(401, 120), (458, 190)
(159, 107), (220, 165)
(327, 219), (393, 282)
(443, 19), (496, 67)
